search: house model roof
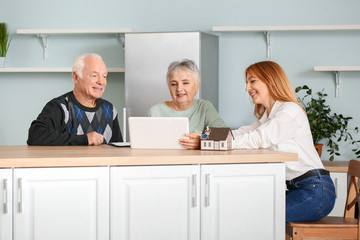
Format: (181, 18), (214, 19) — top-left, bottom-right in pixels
(201, 127), (234, 141)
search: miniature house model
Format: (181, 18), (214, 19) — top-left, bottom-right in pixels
(200, 127), (234, 151)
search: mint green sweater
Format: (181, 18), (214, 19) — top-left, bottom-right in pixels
(147, 99), (227, 133)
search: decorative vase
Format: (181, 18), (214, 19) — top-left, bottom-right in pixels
(0, 57), (5, 68)
(315, 144), (323, 157)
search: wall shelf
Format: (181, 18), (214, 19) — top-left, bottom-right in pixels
(314, 66), (360, 71)
(16, 28), (133, 59)
(212, 25), (360, 58)
(212, 25), (360, 32)
(16, 28), (133, 35)
(0, 67), (125, 73)
(314, 66), (360, 98)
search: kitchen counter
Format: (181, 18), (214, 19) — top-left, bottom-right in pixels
(0, 145), (297, 240)
(323, 160), (349, 172)
(0, 145), (297, 168)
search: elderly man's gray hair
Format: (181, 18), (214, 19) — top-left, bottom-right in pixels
(166, 59), (201, 84)
(72, 53), (103, 78)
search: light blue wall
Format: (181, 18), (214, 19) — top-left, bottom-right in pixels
(1, 0), (360, 161)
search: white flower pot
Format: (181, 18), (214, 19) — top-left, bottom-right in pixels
(0, 57), (5, 68)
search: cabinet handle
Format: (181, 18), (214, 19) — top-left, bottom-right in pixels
(334, 178), (338, 199)
(18, 178), (22, 213)
(3, 179), (7, 214)
(192, 174), (197, 207)
(205, 174), (210, 207)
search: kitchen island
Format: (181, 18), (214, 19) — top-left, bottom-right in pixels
(0, 145), (297, 240)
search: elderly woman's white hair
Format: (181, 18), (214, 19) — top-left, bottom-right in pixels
(166, 59), (201, 84)
(72, 53), (103, 78)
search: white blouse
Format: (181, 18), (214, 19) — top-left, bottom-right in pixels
(232, 101), (324, 180)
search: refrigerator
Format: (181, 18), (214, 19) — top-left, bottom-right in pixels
(124, 31), (219, 141)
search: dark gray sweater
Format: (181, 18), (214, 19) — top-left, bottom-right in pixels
(27, 91), (122, 145)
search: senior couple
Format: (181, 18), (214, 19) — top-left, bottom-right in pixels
(27, 53), (335, 223)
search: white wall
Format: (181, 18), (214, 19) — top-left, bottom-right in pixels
(1, 0), (360, 161)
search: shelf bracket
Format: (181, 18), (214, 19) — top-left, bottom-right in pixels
(116, 33), (125, 49)
(334, 71), (340, 98)
(264, 31), (271, 58)
(37, 34), (49, 60)
(116, 33), (126, 59)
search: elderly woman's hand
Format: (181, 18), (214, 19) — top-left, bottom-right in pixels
(180, 133), (201, 150)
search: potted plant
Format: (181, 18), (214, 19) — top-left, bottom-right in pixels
(0, 22), (11, 67)
(295, 85), (360, 161)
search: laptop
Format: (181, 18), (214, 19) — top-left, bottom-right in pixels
(128, 117), (189, 149)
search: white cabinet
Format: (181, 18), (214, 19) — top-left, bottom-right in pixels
(201, 163), (286, 240)
(0, 169), (12, 240)
(13, 167), (109, 240)
(328, 172), (348, 217)
(111, 163), (286, 240)
(2, 163), (286, 240)
(111, 165), (200, 240)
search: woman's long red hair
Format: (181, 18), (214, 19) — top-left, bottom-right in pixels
(245, 61), (303, 119)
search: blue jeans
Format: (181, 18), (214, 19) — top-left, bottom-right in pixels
(286, 169), (336, 222)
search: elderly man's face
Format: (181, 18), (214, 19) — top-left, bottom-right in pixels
(74, 57), (107, 102)
(168, 68), (200, 107)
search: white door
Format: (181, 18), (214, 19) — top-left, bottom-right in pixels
(13, 167), (109, 240)
(201, 163), (286, 240)
(111, 165), (200, 240)
(0, 169), (12, 240)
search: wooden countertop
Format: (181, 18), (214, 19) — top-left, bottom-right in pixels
(0, 145), (297, 168)
(323, 160), (349, 172)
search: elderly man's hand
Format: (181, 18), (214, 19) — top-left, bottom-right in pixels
(180, 133), (201, 150)
(87, 132), (104, 146)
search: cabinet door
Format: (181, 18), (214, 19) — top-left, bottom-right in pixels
(0, 169), (12, 240)
(201, 163), (285, 240)
(328, 172), (348, 217)
(111, 165), (200, 240)
(13, 167), (109, 240)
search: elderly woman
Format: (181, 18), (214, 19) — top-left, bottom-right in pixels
(147, 59), (226, 149)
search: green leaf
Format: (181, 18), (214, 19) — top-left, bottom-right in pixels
(0, 22), (11, 57)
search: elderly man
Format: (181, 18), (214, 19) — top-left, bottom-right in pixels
(27, 53), (123, 146)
